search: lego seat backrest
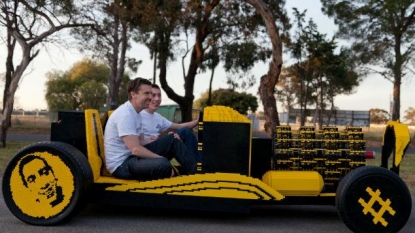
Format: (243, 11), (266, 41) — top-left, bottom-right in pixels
(100, 110), (114, 131)
(85, 109), (112, 179)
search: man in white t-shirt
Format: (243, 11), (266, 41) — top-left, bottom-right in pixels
(104, 78), (196, 180)
(140, 84), (200, 162)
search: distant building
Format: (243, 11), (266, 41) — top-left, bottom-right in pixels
(280, 109), (370, 127)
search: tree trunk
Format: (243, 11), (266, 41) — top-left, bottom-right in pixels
(107, 17), (120, 110)
(160, 53), (196, 123)
(318, 79), (324, 129)
(259, 75), (280, 137)
(207, 66), (215, 106)
(300, 80), (306, 126)
(0, 95), (15, 147)
(107, 15), (127, 110)
(392, 78), (401, 121)
(245, 0), (283, 137)
(1, 29), (16, 129)
(159, 1), (219, 123)
(392, 39), (403, 121)
(0, 45), (32, 147)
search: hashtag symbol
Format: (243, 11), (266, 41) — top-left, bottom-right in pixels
(358, 187), (396, 227)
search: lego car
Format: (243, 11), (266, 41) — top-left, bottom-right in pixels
(2, 106), (412, 233)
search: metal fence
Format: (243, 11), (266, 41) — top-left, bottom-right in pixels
(280, 109), (370, 127)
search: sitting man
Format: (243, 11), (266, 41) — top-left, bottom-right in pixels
(140, 84), (200, 162)
(104, 77), (196, 180)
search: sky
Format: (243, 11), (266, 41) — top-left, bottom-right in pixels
(0, 0), (414, 118)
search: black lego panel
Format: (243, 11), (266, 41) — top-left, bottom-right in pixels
(50, 111), (87, 155)
(201, 122), (250, 175)
(250, 138), (272, 179)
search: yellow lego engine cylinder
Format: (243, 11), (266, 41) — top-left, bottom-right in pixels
(262, 171), (324, 196)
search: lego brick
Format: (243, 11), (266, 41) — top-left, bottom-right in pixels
(201, 122), (251, 175)
(51, 111), (87, 156)
(251, 138), (272, 179)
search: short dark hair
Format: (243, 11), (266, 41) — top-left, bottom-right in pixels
(18, 155), (54, 187)
(127, 77), (152, 100)
(151, 84), (160, 89)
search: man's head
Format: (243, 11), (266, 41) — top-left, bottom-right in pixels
(148, 84), (162, 112)
(18, 155), (58, 200)
(127, 77), (153, 112)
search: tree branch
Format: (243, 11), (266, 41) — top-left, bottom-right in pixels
(29, 23), (94, 47)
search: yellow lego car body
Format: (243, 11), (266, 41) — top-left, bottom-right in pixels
(2, 106), (412, 233)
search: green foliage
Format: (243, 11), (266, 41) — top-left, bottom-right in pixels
(0, 0), (95, 147)
(78, 80), (107, 109)
(321, 0), (415, 121)
(283, 8), (360, 127)
(45, 71), (80, 110)
(70, 0), (144, 109)
(404, 107), (415, 125)
(276, 67), (300, 111)
(45, 59), (109, 111)
(194, 88), (258, 115)
(131, 0), (290, 121)
(370, 108), (390, 124)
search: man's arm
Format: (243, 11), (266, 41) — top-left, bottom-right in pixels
(169, 119), (198, 130)
(122, 135), (161, 158)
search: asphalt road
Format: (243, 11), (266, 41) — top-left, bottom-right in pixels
(0, 176), (413, 233)
(7, 134), (50, 142)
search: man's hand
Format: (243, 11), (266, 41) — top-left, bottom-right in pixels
(148, 135), (158, 140)
(168, 131), (181, 140)
(139, 134), (158, 145)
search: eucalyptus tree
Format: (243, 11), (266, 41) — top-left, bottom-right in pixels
(71, 0), (143, 110)
(0, 0), (94, 147)
(244, 0), (289, 136)
(133, 0), (290, 127)
(287, 8), (318, 126)
(275, 67), (300, 125)
(286, 8), (359, 128)
(321, 0), (415, 121)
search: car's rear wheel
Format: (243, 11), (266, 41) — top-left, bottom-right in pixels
(336, 166), (411, 233)
(2, 141), (93, 225)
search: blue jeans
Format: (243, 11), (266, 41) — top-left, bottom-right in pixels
(176, 128), (201, 162)
(112, 134), (196, 180)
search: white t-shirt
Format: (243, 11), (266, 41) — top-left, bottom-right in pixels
(104, 101), (143, 173)
(140, 110), (172, 139)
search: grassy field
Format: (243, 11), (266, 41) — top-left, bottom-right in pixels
(8, 125), (51, 134)
(1, 139), (413, 195)
(0, 141), (36, 174)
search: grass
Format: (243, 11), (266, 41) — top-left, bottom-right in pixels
(1, 140), (413, 196)
(0, 141), (36, 174)
(8, 125), (51, 134)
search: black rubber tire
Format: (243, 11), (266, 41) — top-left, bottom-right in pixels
(2, 141), (93, 225)
(336, 166), (411, 233)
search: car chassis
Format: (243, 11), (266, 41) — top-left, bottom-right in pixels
(2, 106), (412, 233)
